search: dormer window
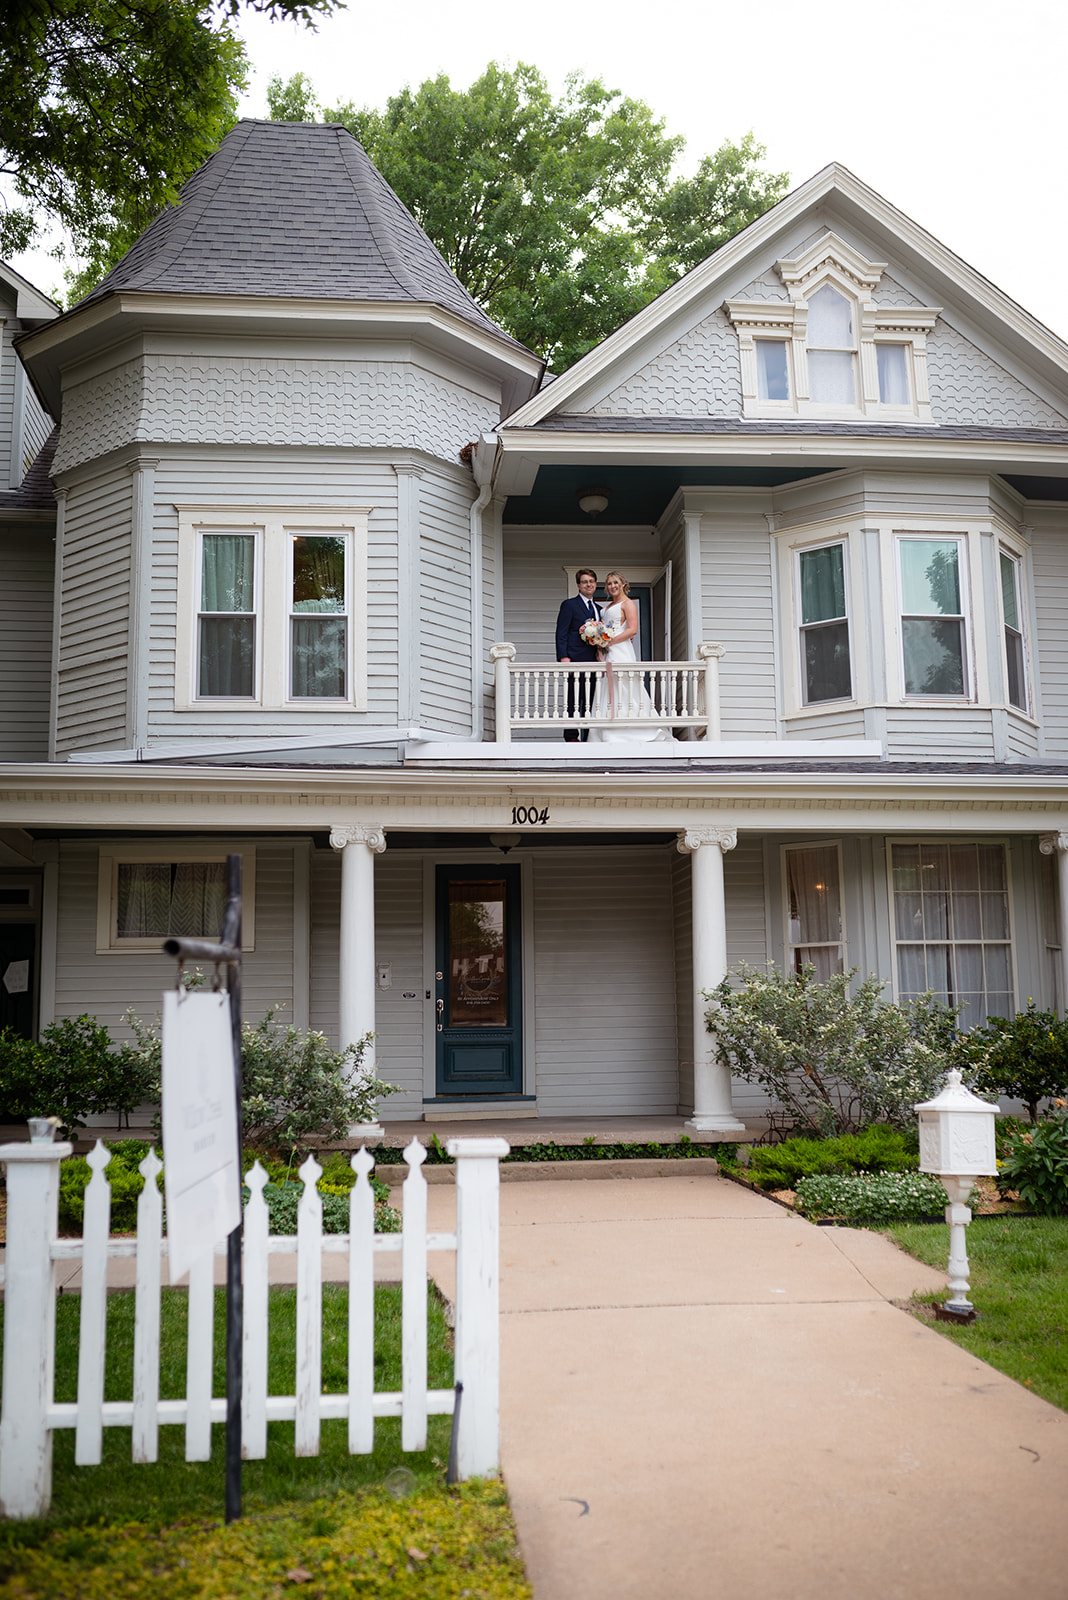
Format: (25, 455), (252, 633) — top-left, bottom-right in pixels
(726, 232), (940, 423)
(806, 285), (856, 405)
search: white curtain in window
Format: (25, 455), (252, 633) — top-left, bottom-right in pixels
(877, 344), (909, 405)
(117, 862), (226, 938)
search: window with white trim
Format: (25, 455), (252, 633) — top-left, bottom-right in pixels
(783, 843), (845, 980)
(998, 547), (1028, 713)
(725, 232), (940, 422)
(176, 508), (369, 711)
(96, 846), (256, 953)
(890, 842), (1013, 1028)
(897, 536), (969, 697)
(796, 541), (852, 704)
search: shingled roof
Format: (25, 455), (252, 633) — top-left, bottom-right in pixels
(79, 120), (524, 349)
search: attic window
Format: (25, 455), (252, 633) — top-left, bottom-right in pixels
(725, 232), (941, 423)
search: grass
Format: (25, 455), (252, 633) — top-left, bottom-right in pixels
(0, 1285), (531, 1598)
(885, 1215), (1068, 1412)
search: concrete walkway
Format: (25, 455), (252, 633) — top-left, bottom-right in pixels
(430, 1171), (1068, 1600)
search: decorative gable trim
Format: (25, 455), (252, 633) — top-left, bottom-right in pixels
(725, 232), (941, 423)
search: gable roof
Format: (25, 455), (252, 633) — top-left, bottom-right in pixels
(504, 163), (1068, 429)
(77, 119), (525, 351)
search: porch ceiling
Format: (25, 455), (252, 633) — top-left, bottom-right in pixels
(501, 463), (833, 526)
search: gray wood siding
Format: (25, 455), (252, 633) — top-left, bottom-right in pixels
(53, 840), (295, 1035)
(784, 707), (867, 741)
(309, 845), (341, 1046)
(532, 847), (678, 1115)
(671, 847), (693, 1111)
(1031, 517), (1068, 759)
(701, 523), (777, 737)
(419, 467), (473, 735)
(883, 707), (995, 760)
(661, 519), (688, 661)
(0, 526), (53, 759)
(723, 836), (773, 1122)
(21, 383), (53, 476)
(1006, 713), (1040, 760)
(0, 310), (17, 483)
(55, 471), (132, 752)
(147, 455), (401, 739)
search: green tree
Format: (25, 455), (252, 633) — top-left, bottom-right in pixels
(1, 0), (341, 301)
(269, 63), (788, 370)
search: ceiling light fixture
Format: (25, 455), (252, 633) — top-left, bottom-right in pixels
(577, 487), (611, 517)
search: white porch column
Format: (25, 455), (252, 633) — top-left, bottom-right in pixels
(678, 827), (746, 1132)
(330, 824), (386, 1083)
(1039, 831), (1068, 1011)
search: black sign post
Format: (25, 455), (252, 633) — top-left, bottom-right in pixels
(162, 852), (244, 1523)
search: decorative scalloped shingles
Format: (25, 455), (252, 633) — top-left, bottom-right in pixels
(733, 266), (789, 303)
(54, 356), (499, 471)
(927, 321), (1068, 427)
(587, 310), (743, 417)
(871, 273), (924, 307)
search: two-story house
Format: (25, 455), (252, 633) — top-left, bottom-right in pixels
(4, 119), (1068, 1133)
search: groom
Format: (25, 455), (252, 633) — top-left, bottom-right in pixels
(555, 568), (600, 741)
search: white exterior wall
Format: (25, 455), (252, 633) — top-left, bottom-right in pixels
(0, 527), (53, 760)
(55, 468), (132, 753)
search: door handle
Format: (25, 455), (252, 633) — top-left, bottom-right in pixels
(436, 997), (444, 1033)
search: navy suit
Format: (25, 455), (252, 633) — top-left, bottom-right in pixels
(555, 594), (600, 740)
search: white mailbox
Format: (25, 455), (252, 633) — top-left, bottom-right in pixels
(915, 1068), (998, 1177)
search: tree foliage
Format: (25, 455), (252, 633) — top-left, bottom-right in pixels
(269, 62), (789, 370)
(0, 0), (341, 301)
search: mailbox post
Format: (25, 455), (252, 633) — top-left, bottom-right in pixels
(915, 1069), (999, 1321)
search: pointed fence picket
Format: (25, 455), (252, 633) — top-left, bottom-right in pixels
(0, 1133), (509, 1520)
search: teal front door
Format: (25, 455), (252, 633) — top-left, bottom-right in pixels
(434, 864), (522, 1097)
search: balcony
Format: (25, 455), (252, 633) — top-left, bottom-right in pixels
(489, 642), (725, 743)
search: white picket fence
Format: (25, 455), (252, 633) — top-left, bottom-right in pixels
(0, 1134), (508, 1520)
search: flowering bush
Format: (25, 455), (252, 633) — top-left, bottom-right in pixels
(996, 1110), (1068, 1215)
(794, 1170), (951, 1222)
(124, 1005), (397, 1147)
(956, 1001), (1068, 1121)
(708, 964), (959, 1136)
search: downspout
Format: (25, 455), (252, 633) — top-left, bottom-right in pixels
(469, 432), (500, 741)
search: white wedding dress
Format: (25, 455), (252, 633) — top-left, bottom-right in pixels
(588, 601), (672, 743)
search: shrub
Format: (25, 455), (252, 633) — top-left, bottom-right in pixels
(957, 1001), (1068, 1121)
(794, 1170), (951, 1222)
(745, 1125), (918, 1191)
(708, 964), (959, 1136)
(255, 1179), (400, 1235)
(996, 1113), (1068, 1215)
(0, 1016), (156, 1135)
(123, 1005), (398, 1146)
(59, 1142), (154, 1231)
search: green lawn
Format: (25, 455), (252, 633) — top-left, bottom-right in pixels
(885, 1215), (1068, 1412)
(0, 1285), (531, 1598)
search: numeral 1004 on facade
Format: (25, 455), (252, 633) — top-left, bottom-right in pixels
(511, 805), (550, 825)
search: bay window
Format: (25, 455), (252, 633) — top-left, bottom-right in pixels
(797, 542), (851, 703)
(898, 537), (967, 696)
(999, 548), (1028, 712)
(177, 506), (368, 711)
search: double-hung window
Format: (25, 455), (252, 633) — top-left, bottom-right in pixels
(898, 536), (968, 697)
(797, 542), (851, 703)
(999, 548), (1028, 712)
(806, 285), (856, 406)
(96, 845), (257, 952)
(891, 841), (1013, 1028)
(177, 507), (368, 711)
(784, 843), (845, 980)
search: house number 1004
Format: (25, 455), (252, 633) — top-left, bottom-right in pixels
(511, 805), (550, 825)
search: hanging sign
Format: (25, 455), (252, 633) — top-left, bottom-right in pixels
(161, 989), (241, 1283)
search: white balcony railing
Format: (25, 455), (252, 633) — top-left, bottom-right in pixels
(490, 642), (725, 743)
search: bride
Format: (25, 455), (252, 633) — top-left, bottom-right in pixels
(588, 571), (672, 743)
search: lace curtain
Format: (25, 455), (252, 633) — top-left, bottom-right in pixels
(117, 862), (226, 939)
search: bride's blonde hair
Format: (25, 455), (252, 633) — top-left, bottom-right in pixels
(604, 570), (630, 600)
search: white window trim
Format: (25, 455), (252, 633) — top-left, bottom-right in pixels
(776, 524), (863, 715)
(175, 506), (369, 712)
(780, 840), (847, 974)
(996, 538), (1033, 717)
(884, 836), (1018, 1018)
(725, 232), (940, 423)
(96, 843), (257, 954)
(893, 530), (974, 703)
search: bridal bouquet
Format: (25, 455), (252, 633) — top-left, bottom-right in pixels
(579, 618), (614, 650)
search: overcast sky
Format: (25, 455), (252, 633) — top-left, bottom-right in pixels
(13, 0), (1066, 342)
